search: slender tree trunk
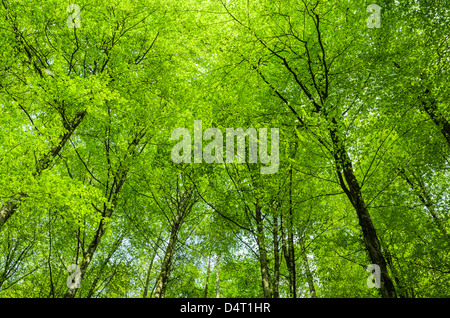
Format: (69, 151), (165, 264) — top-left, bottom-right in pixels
(153, 220), (181, 298)
(281, 167), (297, 298)
(143, 253), (156, 298)
(143, 237), (162, 298)
(287, 233), (296, 297)
(281, 217), (294, 298)
(215, 253), (220, 298)
(204, 253), (212, 298)
(272, 215), (280, 298)
(300, 238), (317, 298)
(153, 183), (197, 298)
(329, 116), (397, 298)
(255, 204), (272, 298)
(47, 210), (55, 298)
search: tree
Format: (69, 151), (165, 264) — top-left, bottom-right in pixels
(0, 0), (448, 299)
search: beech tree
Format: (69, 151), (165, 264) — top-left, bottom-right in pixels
(0, 0), (448, 298)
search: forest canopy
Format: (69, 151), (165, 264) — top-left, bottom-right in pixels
(0, 0), (449, 298)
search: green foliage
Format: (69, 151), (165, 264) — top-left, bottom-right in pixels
(0, 0), (449, 298)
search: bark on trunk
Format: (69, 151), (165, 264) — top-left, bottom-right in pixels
(153, 219), (181, 298)
(153, 181), (197, 298)
(255, 204), (272, 298)
(329, 116), (397, 298)
(281, 218), (295, 298)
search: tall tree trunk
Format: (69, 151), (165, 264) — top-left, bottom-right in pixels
(252, 4), (396, 297)
(281, 167), (297, 298)
(255, 204), (272, 298)
(272, 215), (280, 298)
(299, 237), (317, 298)
(329, 116), (397, 298)
(204, 253), (212, 298)
(153, 181), (197, 298)
(143, 236), (162, 298)
(215, 253), (220, 298)
(281, 217), (295, 298)
(153, 219), (181, 298)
